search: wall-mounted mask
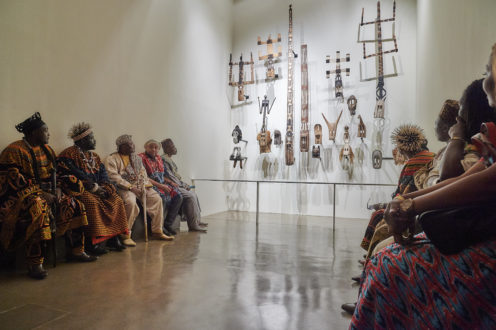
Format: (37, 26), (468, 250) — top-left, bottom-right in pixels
(322, 110), (342, 142)
(357, 115), (366, 139)
(314, 124), (322, 144)
(374, 99), (385, 119)
(372, 150), (383, 169)
(274, 130), (282, 145)
(347, 95), (357, 116)
(232, 125), (243, 144)
(312, 145), (321, 158)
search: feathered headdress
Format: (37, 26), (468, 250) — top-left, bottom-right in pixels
(391, 124), (426, 154)
(68, 122), (92, 141)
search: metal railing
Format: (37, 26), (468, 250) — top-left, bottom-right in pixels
(191, 178), (396, 231)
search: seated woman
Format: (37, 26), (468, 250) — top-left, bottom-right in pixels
(360, 125), (435, 255)
(58, 123), (129, 253)
(438, 78), (495, 181)
(138, 140), (183, 236)
(414, 99), (459, 189)
(351, 43), (496, 329)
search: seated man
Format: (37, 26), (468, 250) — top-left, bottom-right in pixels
(138, 140), (183, 236)
(58, 123), (129, 253)
(161, 138), (207, 232)
(0, 113), (96, 279)
(104, 135), (173, 244)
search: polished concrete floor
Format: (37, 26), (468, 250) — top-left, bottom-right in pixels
(0, 211), (367, 330)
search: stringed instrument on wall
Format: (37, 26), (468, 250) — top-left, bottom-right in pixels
(285, 5), (297, 165)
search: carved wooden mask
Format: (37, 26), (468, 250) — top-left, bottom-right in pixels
(314, 124), (322, 144)
(347, 95), (357, 116)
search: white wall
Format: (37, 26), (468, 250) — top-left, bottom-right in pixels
(417, 0), (496, 152)
(226, 0), (417, 218)
(0, 0), (233, 216)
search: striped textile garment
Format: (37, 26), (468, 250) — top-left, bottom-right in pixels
(361, 150), (435, 251)
(58, 146), (128, 244)
(0, 140), (87, 250)
(393, 150), (436, 197)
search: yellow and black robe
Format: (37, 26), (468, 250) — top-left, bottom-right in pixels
(0, 140), (87, 251)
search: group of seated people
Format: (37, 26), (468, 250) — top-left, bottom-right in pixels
(0, 119), (206, 279)
(342, 43), (496, 328)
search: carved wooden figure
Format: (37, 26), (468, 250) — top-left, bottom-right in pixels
(340, 126), (354, 178)
(326, 51), (351, 101)
(322, 110), (343, 142)
(258, 34), (282, 80)
(229, 53), (255, 102)
(257, 95), (275, 153)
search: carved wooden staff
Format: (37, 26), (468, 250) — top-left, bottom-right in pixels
(136, 170), (148, 242)
(300, 44), (309, 152)
(285, 4), (296, 165)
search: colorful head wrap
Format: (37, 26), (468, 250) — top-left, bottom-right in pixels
(15, 112), (46, 135)
(471, 122), (496, 154)
(116, 134), (133, 147)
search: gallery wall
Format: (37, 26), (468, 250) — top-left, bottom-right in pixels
(223, 0), (417, 218)
(0, 0), (233, 216)
(1, 0), (494, 219)
(416, 0), (496, 152)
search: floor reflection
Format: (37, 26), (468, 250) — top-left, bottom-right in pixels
(0, 211), (365, 330)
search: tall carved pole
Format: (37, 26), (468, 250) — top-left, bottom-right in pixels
(285, 4), (296, 165)
(300, 44), (309, 152)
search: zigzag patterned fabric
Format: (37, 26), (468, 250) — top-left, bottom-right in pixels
(351, 233), (496, 329)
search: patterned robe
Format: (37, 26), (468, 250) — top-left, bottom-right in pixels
(0, 140), (87, 251)
(138, 152), (179, 205)
(58, 146), (128, 244)
(351, 234), (496, 329)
